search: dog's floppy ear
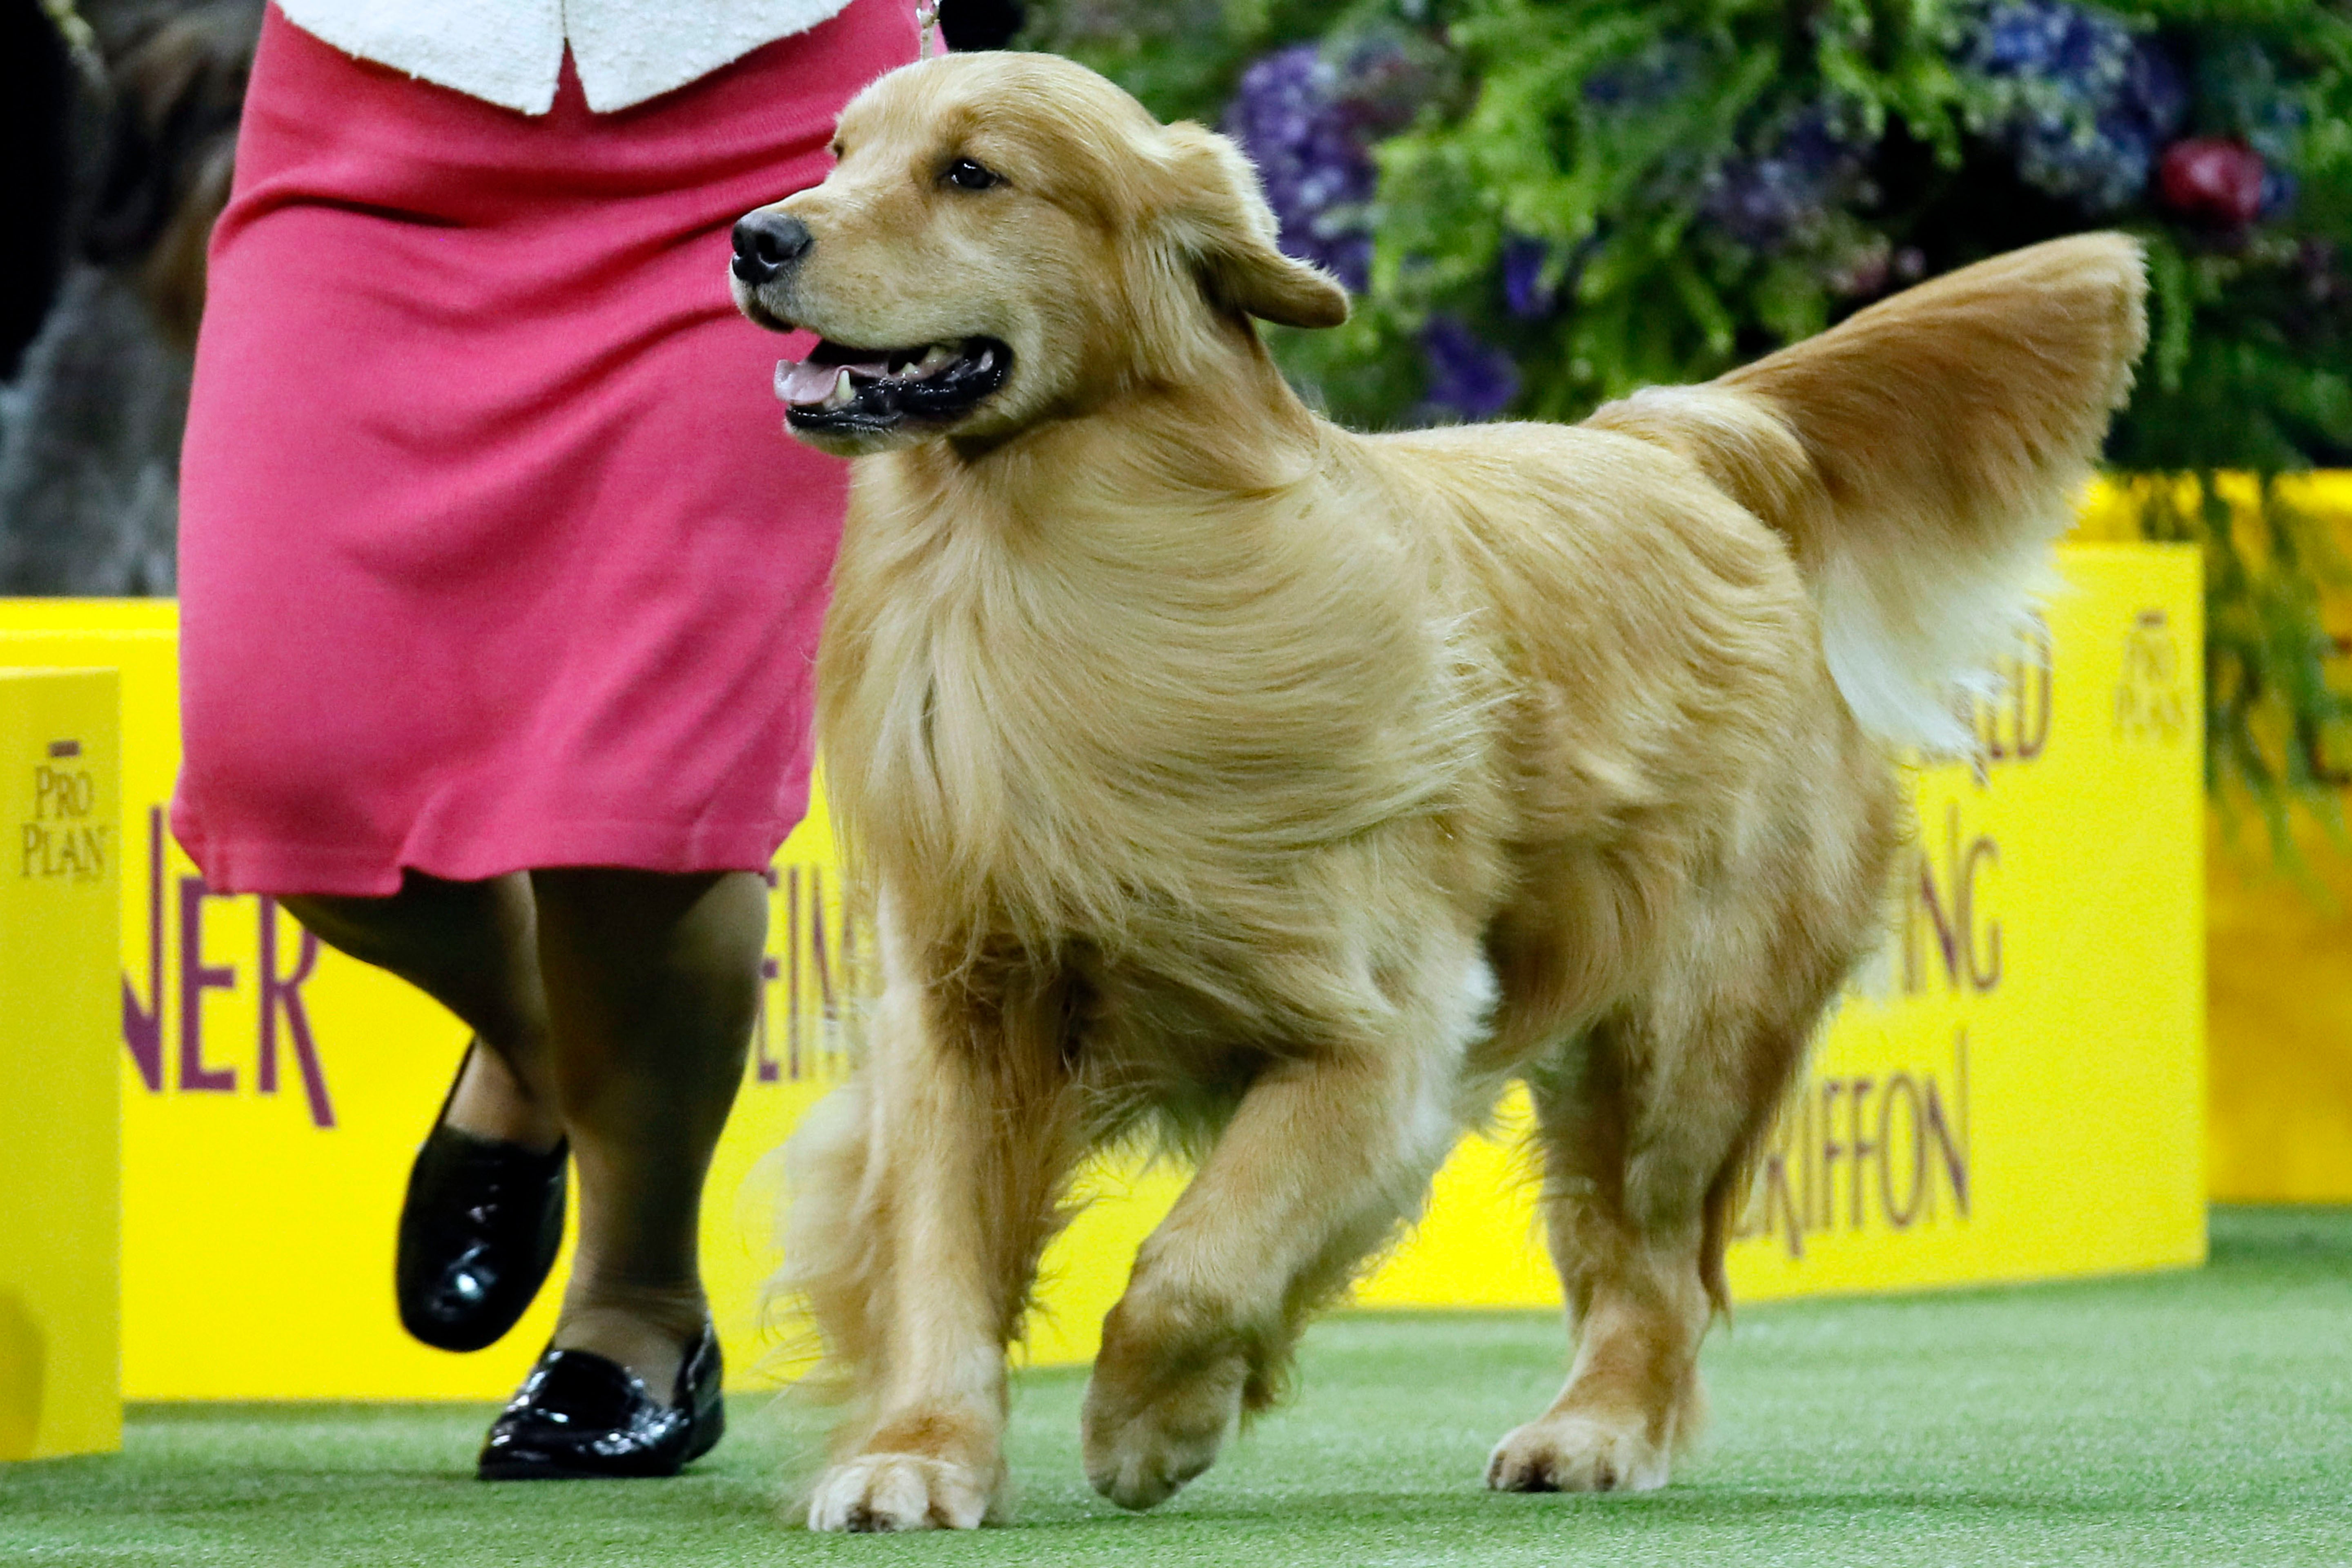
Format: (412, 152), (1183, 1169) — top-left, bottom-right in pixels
(1156, 122), (1350, 330)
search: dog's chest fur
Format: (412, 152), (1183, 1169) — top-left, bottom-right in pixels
(818, 442), (1502, 995)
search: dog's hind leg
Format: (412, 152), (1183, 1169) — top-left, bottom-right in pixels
(1486, 984), (1820, 1494)
(1080, 935), (1494, 1512)
(794, 950), (1089, 1532)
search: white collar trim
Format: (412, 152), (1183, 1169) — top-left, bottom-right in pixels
(274, 0), (860, 115)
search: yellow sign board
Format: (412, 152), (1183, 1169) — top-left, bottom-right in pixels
(2078, 475), (2352, 1205)
(0, 542), (2202, 1399)
(0, 667), (122, 1458)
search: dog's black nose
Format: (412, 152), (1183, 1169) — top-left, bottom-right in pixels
(732, 210), (811, 285)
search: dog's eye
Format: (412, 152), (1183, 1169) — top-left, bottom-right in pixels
(944, 158), (1001, 191)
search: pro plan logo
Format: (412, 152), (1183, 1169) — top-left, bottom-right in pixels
(20, 736), (112, 884)
(2115, 609), (2188, 745)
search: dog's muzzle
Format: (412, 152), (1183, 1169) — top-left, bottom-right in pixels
(731, 210), (811, 287)
(773, 336), (1013, 436)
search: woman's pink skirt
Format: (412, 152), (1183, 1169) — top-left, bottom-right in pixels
(173, 1), (917, 895)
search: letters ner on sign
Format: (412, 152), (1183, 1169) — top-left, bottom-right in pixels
(112, 807), (866, 1134)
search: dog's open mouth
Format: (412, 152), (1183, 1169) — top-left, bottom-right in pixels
(775, 337), (1011, 433)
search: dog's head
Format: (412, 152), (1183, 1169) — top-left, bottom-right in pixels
(730, 51), (1347, 455)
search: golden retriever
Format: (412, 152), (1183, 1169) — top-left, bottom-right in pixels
(728, 50), (2146, 1532)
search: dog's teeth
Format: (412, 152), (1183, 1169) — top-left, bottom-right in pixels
(916, 344), (958, 374)
(822, 368), (855, 411)
(974, 347), (994, 372)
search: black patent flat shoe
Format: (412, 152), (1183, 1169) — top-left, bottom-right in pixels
(395, 1043), (568, 1352)
(477, 1322), (725, 1480)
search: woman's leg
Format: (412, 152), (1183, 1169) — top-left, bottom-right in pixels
(529, 867), (768, 1396)
(288, 864), (767, 1397)
(281, 871), (561, 1150)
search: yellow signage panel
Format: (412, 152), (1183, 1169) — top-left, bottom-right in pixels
(0, 667), (122, 1458)
(0, 542), (2202, 1398)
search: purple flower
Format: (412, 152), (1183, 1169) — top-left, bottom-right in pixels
(1980, 0), (2090, 74)
(2125, 35), (2189, 139)
(1500, 236), (1560, 320)
(2261, 167), (2298, 220)
(1419, 316), (1519, 422)
(1959, 1), (2191, 213)
(1701, 110), (1869, 254)
(1225, 45), (1379, 292)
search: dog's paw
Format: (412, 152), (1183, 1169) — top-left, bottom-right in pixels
(1484, 1415), (1670, 1495)
(806, 1452), (991, 1532)
(1080, 1353), (1247, 1512)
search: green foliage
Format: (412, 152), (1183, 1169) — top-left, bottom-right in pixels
(1021, 0), (1342, 125)
(2127, 475), (2352, 859)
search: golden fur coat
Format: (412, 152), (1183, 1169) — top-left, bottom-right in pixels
(727, 51), (2147, 1530)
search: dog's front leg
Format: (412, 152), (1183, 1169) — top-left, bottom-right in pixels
(801, 967), (1082, 1532)
(1080, 1040), (1464, 1511)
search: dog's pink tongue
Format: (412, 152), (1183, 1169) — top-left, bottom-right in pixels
(775, 360), (840, 406)
(776, 354), (899, 405)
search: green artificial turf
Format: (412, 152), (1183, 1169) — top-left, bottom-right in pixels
(6, 1207), (2349, 1568)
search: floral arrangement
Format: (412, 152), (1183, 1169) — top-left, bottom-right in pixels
(1026, 0), (2352, 851)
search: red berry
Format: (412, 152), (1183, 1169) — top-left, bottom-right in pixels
(2158, 138), (2266, 227)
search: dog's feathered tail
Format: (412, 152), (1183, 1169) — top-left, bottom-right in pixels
(1587, 233), (2147, 752)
